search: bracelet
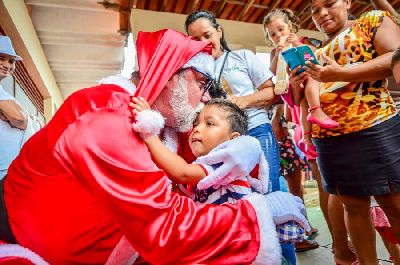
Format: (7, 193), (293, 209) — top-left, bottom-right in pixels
(303, 131), (312, 136)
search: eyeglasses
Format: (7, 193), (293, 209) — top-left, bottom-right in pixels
(178, 67), (214, 97)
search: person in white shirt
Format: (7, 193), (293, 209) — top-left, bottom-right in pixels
(0, 36), (28, 179)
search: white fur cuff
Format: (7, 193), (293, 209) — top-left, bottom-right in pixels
(245, 193), (281, 265)
(132, 110), (165, 138)
(0, 244), (49, 265)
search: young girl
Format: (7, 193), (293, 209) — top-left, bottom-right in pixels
(263, 9), (338, 155)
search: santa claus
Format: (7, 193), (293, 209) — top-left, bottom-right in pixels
(0, 29), (308, 265)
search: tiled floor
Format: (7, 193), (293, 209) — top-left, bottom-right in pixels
(296, 182), (393, 265)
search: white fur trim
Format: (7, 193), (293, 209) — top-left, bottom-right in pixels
(98, 75), (136, 94)
(132, 110), (165, 137)
(0, 244), (49, 265)
(105, 236), (139, 265)
(182, 52), (215, 79)
(245, 193), (281, 265)
(162, 127), (178, 153)
(247, 153), (270, 194)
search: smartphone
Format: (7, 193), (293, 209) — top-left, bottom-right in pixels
(281, 46), (319, 75)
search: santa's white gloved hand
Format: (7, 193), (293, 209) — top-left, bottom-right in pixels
(132, 110), (165, 140)
(196, 135), (262, 190)
(264, 191), (311, 232)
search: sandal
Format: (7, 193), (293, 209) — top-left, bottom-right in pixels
(294, 239), (319, 252)
(307, 227), (319, 240)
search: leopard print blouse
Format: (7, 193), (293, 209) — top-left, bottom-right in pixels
(313, 10), (398, 138)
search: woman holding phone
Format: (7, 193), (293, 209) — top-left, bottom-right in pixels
(289, 0), (400, 264)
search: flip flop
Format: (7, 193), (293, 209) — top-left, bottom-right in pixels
(294, 239), (319, 252)
(307, 227), (319, 240)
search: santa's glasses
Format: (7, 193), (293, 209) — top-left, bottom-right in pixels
(180, 67), (214, 97)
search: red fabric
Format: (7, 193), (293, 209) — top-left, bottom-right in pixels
(4, 30), (260, 264)
(371, 207), (399, 244)
(135, 29), (212, 105)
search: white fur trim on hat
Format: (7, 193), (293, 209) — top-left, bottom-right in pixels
(0, 243), (49, 265)
(132, 109), (165, 137)
(98, 75), (137, 94)
(245, 193), (281, 265)
(182, 52), (215, 79)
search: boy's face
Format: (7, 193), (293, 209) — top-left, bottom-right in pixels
(393, 61), (400, 88)
(189, 105), (240, 157)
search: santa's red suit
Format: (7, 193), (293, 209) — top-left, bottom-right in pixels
(0, 30), (280, 264)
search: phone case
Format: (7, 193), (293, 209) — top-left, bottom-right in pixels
(281, 46), (319, 74)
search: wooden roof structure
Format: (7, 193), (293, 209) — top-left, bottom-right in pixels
(108, 0), (400, 31)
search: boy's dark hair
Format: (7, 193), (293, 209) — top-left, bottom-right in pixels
(391, 47), (400, 69)
(184, 10), (231, 52)
(205, 98), (248, 135)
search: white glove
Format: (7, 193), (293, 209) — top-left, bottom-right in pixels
(132, 110), (165, 140)
(264, 191), (311, 232)
(196, 135), (262, 190)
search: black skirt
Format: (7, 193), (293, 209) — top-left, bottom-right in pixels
(313, 114), (400, 196)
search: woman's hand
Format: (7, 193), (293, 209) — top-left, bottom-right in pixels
(304, 54), (344, 82)
(228, 95), (250, 109)
(288, 66), (308, 106)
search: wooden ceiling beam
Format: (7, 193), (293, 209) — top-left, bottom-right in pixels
(237, 0), (255, 21)
(160, 0), (169, 12)
(216, 0), (228, 16)
(191, 0), (200, 12)
(267, 0), (283, 11)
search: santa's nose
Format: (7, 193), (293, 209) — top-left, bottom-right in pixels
(201, 92), (211, 102)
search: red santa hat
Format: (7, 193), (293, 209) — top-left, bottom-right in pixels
(134, 29), (213, 105)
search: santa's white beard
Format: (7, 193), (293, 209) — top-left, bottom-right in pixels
(169, 76), (200, 132)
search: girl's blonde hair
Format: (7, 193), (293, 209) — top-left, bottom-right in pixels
(263, 8), (301, 45)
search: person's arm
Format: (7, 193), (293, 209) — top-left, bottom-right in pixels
(0, 100), (27, 129)
(288, 66), (308, 106)
(144, 135), (205, 185)
(230, 79), (279, 109)
(370, 0), (399, 16)
(229, 50), (279, 109)
(270, 48), (279, 74)
(305, 16), (400, 82)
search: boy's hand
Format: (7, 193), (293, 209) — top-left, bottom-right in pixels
(130, 97), (151, 116)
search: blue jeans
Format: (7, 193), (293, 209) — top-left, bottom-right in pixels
(281, 242), (297, 265)
(248, 123), (280, 192)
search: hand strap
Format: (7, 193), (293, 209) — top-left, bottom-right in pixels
(308, 105), (321, 113)
(215, 51), (230, 89)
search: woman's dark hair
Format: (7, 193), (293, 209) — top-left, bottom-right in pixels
(204, 98), (248, 135)
(263, 8), (301, 44)
(391, 47), (400, 69)
(184, 10), (231, 52)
